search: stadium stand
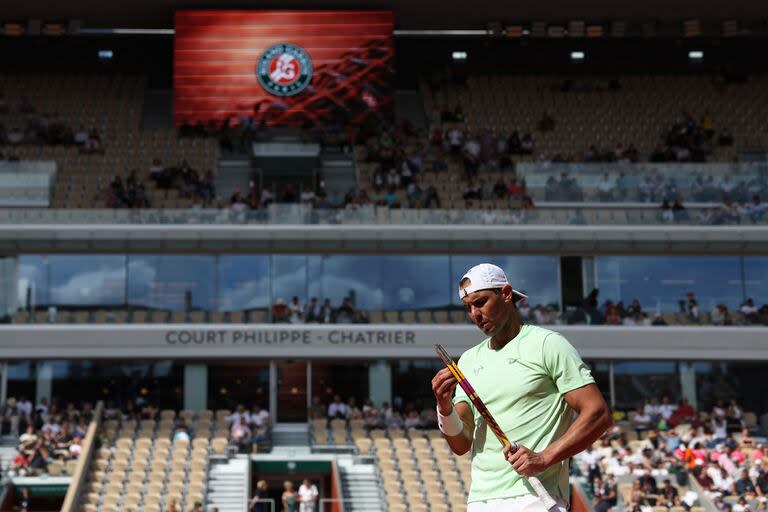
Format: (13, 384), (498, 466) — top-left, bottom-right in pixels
(0, 74), (218, 209)
(78, 409), (228, 512)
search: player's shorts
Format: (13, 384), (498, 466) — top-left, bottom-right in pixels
(468, 494), (568, 512)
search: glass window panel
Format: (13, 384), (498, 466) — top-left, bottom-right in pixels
(271, 255), (307, 305)
(693, 361), (768, 414)
(307, 255), (451, 312)
(127, 255), (216, 310)
(48, 255), (126, 305)
(612, 361), (680, 411)
(49, 360), (183, 409)
(596, 256), (743, 313)
(742, 257), (768, 306)
(450, 256), (560, 308)
(392, 360), (445, 414)
(7, 361), (37, 401)
(217, 255), (270, 311)
(208, 362), (270, 411)
(18, 255), (49, 307)
(311, 361), (371, 416)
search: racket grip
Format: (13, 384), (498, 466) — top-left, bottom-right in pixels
(527, 476), (558, 510)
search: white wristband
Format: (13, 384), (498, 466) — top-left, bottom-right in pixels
(437, 405), (463, 437)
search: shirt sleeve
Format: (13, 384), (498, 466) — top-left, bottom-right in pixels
(541, 332), (595, 394)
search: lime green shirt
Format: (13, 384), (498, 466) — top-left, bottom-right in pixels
(452, 324), (595, 504)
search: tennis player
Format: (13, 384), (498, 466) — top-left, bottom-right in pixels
(431, 263), (613, 512)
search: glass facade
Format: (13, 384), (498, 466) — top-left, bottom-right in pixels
(15, 254), (560, 313)
(595, 256), (767, 313)
(207, 362), (270, 411)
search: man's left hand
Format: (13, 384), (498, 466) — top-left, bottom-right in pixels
(503, 443), (550, 477)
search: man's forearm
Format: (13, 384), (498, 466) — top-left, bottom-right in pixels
(541, 404), (612, 467)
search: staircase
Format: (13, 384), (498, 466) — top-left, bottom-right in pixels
(141, 89), (174, 129)
(0, 442), (17, 474)
(395, 89), (429, 130)
(270, 423), (311, 456)
(206, 455), (250, 512)
(337, 456), (386, 512)
(320, 152), (357, 198)
(217, 157), (253, 200)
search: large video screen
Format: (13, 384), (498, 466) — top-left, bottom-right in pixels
(174, 10), (394, 127)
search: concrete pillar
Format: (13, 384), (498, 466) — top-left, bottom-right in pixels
(36, 361), (53, 405)
(184, 364), (208, 411)
(368, 360), (392, 408)
(680, 362), (698, 410)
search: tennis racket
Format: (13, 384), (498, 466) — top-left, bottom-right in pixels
(435, 344), (558, 510)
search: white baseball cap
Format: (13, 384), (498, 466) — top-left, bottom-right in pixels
(458, 263), (528, 302)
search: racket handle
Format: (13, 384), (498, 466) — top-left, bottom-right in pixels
(508, 443), (558, 510)
(527, 476), (558, 510)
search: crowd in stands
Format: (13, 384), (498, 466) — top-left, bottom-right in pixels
(271, 295), (370, 324)
(0, 95), (105, 154)
(2, 396), (91, 477)
(224, 404), (271, 454)
(106, 159), (216, 208)
(310, 394), (438, 432)
(574, 395), (765, 512)
(558, 290), (768, 327)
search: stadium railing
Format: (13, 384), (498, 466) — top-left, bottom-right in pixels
(0, 205), (763, 226)
(61, 401), (104, 512)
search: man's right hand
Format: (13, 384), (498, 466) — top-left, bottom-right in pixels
(431, 368), (459, 415)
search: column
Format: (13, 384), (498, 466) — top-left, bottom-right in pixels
(679, 362), (698, 410)
(184, 364), (208, 411)
(36, 361), (53, 405)
(0, 362), (7, 407)
(368, 360), (392, 407)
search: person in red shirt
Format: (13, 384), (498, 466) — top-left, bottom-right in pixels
(670, 397), (697, 427)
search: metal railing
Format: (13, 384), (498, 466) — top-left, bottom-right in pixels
(0, 205), (765, 226)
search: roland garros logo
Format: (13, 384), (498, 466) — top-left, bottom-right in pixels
(256, 43), (313, 97)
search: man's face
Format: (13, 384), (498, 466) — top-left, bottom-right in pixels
(461, 286), (512, 336)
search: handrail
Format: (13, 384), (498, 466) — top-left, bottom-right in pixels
(60, 401), (104, 512)
(329, 459), (345, 512)
(249, 498), (276, 512)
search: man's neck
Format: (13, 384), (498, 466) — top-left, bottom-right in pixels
(488, 314), (523, 350)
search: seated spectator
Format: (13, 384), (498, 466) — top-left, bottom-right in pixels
(346, 398), (362, 420)
(632, 406), (654, 433)
(335, 297), (356, 324)
(271, 298), (290, 323)
(740, 298), (759, 324)
(73, 125), (88, 146)
(597, 173), (615, 201)
(84, 127), (102, 153)
(327, 395), (348, 420)
(230, 417), (252, 450)
(288, 296), (303, 324)
(711, 304), (733, 326)
(748, 195), (765, 223)
(660, 199), (675, 223)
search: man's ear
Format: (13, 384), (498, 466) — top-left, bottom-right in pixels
(501, 284), (514, 303)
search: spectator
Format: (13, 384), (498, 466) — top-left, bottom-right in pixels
(592, 475), (617, 512)
(748, 195), (765, 223)
(282, 480), (299, 512)
(298, 479), (319, 512)
(288, 296), (303, 324)
(250, 480), (270, 512)
(271, 299), (290, 323)
(319, 299), (335, 324)
(327, 395), (348, 420)
(632, 406), (654, 434)
(335, 297), (356, 324)
(597, 173), (615, 201)
(304, 297), (320, 323)
(711, 304), (733, 326)
(740, 299), (759, 324)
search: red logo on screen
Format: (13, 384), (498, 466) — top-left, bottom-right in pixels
(257, 43), (313, 97)
(269, 54), (300, 85)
